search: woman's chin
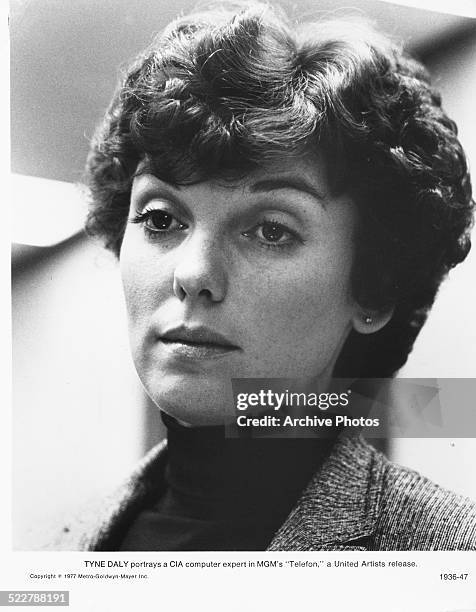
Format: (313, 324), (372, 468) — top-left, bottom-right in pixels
(161, 406), (227, 427)
(145, 375), (236, 427)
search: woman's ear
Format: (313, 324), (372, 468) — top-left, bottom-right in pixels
(352, 307), (394, 335)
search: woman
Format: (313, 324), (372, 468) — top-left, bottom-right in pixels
(65, 2), (476, 550)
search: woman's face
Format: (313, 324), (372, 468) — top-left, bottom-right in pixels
(120, 157), (361, 425)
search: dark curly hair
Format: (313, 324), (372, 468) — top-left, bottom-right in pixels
(84, 2), (474, 378)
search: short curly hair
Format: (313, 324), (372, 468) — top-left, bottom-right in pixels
(85, 2), (473, 378)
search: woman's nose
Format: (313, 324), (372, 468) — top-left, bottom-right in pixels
(172, 232), (228, 303)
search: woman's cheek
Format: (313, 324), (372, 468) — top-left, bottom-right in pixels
(244, 256), (354, 371)
(120, 241), (163, 321)
(120, 262), (148, 323)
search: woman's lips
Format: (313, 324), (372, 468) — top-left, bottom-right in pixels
(157, 325), (241, 360)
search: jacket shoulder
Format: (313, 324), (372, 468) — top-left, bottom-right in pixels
(372, 454), (476, 550)
(45, 440), (168, 551)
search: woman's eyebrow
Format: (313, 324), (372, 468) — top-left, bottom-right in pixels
(249, 177), (327, 206)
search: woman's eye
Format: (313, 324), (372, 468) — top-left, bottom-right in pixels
(131, 208), (187, 235)
(145, 210), (175, 231)
(244, 220), (297, 248)
(259, 221), (287, 243)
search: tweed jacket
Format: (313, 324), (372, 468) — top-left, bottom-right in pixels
(55, 434), (476, 551)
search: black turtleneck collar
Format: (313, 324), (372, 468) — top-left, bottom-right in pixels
(161, 412), (335, 520)
(119, 412), (336, 550)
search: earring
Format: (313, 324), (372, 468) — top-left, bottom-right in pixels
(364, 315), (373, 324)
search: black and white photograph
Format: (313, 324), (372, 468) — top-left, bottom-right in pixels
(5, 0), (476, 609)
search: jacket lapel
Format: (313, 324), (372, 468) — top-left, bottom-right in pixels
(83, 440), (169, 551)
(267, 434), (385, 550)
